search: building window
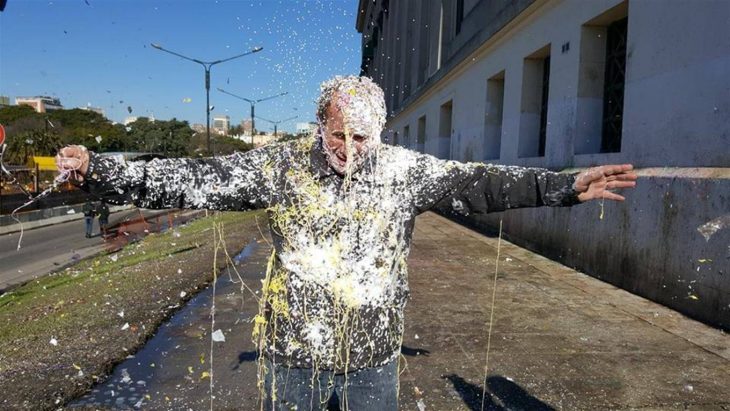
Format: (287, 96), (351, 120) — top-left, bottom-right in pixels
(417, 115), (426, 153)
(484, 71), (505, 160)
(438, 100), (453, 159)
(403, 125), (410, 149)
(436, 2), (444, 71)
(539, 56), (550, 156)
(519, 45), (551, 158)
(455, 0), (465, 35)
(393, 131), (399, 146)
(417, 1), (430, 86)
(601, 17), (627, 153)
(575, 2), (628, 154)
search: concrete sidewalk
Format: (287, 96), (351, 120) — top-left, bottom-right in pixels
(71, 212), (729, 410)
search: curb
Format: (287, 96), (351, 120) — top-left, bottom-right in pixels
(0, 205), (134, 235)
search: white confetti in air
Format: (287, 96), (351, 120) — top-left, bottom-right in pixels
(177, 268), (182, 274)
(121, 323), (130, 330)
(95, 135), (102, 143)
(212, 329), (226, 342)
(49, 337), (58, 346)
(66, 209), (75, 214)
(110, 254), (118, 262)
(414, 334), (420, 340)
(180, 291), (187, 298)
(117, 311), (124, 318)
(417, 399), (426, 411)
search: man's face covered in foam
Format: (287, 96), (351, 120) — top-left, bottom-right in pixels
(317, 77), (386, 176)
(321, 99), (374, 175)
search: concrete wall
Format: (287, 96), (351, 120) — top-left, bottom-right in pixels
(359, 0), (730, 329)
(443, 169), (730, 330)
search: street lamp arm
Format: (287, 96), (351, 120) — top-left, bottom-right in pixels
(255, 115), (276, 124)
(150, 43), (205, 66)
(256, 115), (298, 125)
(217, 88), (255, 104)
(256, 91), (289, 104)
(211, 46), (264, 65)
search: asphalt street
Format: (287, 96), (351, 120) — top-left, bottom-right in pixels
(0, 208), (191, 291)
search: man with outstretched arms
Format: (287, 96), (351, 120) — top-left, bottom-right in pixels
(57, 76), (636, 411)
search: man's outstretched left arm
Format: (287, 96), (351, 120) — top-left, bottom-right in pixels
(409, 153), (636, 215)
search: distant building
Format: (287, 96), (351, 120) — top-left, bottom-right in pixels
(230, 131), (279, 148)
(356, 0), (730, 330)
(241, 119), (253, 136)
(191, 123), (206, 133)
(0, 96), (10, 107)
(213, 115), (230, 135)
(124, 116), (138, 125)
(296, 122), (317, 135)
(15, 96), (63, 113)
(252, 132), (278, 148)
(79, 105), (104, 116)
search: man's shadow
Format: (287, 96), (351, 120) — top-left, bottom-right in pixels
(232, 351), (257, 370)
(401, 345), (430, 356)
(442, 374), (555, 411)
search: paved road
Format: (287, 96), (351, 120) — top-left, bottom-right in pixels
(0, 208), (194, 291)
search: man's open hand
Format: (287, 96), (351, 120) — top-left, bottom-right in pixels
(56, 145), (90, 182)
(574, 164), (637, 202)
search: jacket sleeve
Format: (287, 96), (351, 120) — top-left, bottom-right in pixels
(80, 147), (276, 211)
(408, 152), (581, 215)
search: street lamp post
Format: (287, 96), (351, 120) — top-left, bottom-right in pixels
(255, 115), (298, 138)
(150, 43), (263, 155)
(216, 88), (288, 138)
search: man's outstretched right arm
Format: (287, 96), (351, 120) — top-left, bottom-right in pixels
(57, 145), (275, 211)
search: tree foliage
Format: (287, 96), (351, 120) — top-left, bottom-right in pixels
(2, 129), (62, 164)
(188, 132), (254, 157)
(0, 106), (222, 163)
(125, 117), (193, 157)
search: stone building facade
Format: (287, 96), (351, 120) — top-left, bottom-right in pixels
(356, 0), (730, 330)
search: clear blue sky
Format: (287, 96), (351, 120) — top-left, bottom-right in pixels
(0, 0), (361, 133)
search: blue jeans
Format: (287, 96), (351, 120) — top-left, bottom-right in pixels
(84, 217), (94, 237)
(263, 359), (398, 411)
(99, 218), (108, 235)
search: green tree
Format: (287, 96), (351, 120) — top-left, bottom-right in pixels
(188, 132), (253, 157)
(0, 105), (40, 125)
(125, 117), (194, 157)
(2, 129), (61, 164)
(47, 108), (123, 151)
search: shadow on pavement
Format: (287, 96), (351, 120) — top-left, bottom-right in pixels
(232, 351), (258, 370)
(401, 345), (430, 357)
(442, 374), (555, 411)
